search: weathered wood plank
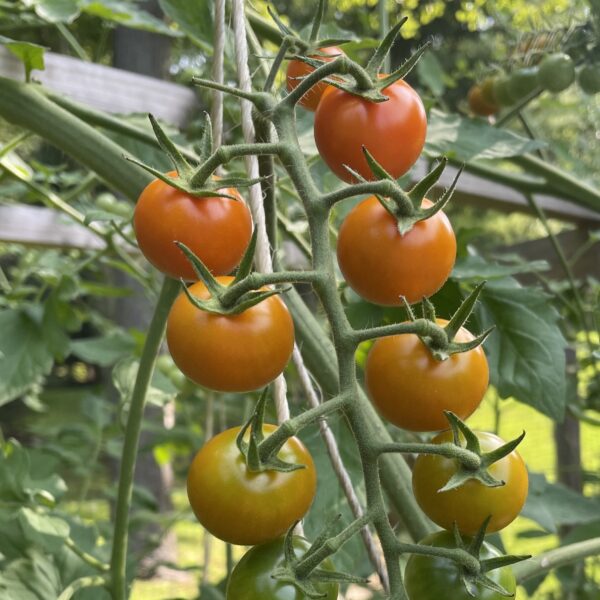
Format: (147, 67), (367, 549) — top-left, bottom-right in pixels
(0, 205), (106, 250)
(0, 47), (196, 127)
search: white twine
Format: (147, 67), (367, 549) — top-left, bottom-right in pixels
(210, 0), (226, 150)
(231, 0), (290, 424)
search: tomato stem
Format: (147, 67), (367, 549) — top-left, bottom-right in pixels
(109, 277), (180, 600)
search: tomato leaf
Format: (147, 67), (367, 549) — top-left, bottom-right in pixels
(522, 473), (600, 533)
(158, 0), (213, 46)
(0, 36), (46, 80)
(70, 330), (137, 367)
(21, 0), (80, 24)
(17, 508), (70, 553)
(425, 109), (546, 161)
(475, 279), (567, 420)
(0, 550), (63, 599)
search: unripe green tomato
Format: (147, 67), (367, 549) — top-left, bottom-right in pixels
(578, 65), (600, 95)
(156, 354), (176, 376)
(537, 53), (575, 93)
(404, 531), (517, 600)
(96, 193), (131, 218)
(507, 66), (539, 101)
(492, 75), (514, 107)
(226, 537), (339, 599)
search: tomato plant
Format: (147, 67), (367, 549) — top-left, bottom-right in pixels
(412, 430), (529, 535)
(286, 46), (345, 111)
(404, 531), (516, 600)
(133, 172), (253, 280)
(187, 425), (317, 546)
(365, 320), (489, 431)
(226, 536), (339, 599)
(314, 78), (426, 182)
(538, 53), (575, 93)
(166, 276), (295, 392)
(337, 197), (456, 305)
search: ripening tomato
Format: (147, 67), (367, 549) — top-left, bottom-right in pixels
(337, 197), (456, 305)
(134, 172), (253, 280)
(365, 319), (489, 431)
(286, 46), (345, 111)
(412, 430), (529, 535)
(166, 276), (294, 392)
(314, 78), (427, 183)
(467, 84), (498, 116)
(226, 536), (339, 599)
(187, 425), (317, 546)
(404, 531), (517, 600)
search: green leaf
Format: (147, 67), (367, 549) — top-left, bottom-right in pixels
(22, 0), (80, 23)
(81, 0), (179, 36)
(425, 109), (546, 162)
(0, 550), (63, 600)
(476, 279), (567, 420)
(0, 36), (46, 80)
(0, 309), (55, 407)
(158, 0), (213, 47)
(18, 508), (70, 553)
(416, 51), (446, 97)
(522, 473), (600, 533)
(452, 255), (550, 280)
(70, 330), (137, 367)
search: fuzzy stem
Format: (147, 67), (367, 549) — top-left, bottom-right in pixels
(109, 277), (180, 600)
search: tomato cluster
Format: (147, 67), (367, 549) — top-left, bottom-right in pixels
(290, 43), (527, 561)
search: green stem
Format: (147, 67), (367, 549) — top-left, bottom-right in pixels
(295, 511), (375, 578)
(110, 277), (180, 600)
(376, 442), (481, 469)
(44, 91), (199, 163)
(258, 395), (349, 460)
(353, 319), (447, 345)
(56, 22), (90, 61)
(57, 576), (108, 600)
(264, 37), (293, 92)
(513, 538), (600, 582)
(395, 542), (480, 573)
(65, 537), (109, 572)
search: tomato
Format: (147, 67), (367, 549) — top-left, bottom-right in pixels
(314, 78), (426, 183)
(578, 65), (600, 95)
(507, 66), (539, 101)
(537, 53), (575, 93)
(133, 172), (253, 280)
(166, 276), (294, 392)
(404, 531), (516, 600)
(467, 85), (498, 117)
(286, 46), (345, 111)
(480, 77), (497, 105)
(337, 197), (456, 305)
(187, 425), (317, 546)
(492, 75), (514, 107)
(365, 319), (488, 432)
(412, 430), (528, 535)
(226, 536), (339, 599)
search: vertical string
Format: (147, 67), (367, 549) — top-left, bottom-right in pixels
(231, 0), (290, 424)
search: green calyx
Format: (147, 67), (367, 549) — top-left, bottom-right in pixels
(449, 522), (530, 597)
(127, 113), (264, 198)
(439, 412), (526, 492)
(289, 15), (429, 103)
(177, 232), (289, 317)
(402, 283), (494, 361)
(271, 519), (368, 598)
(353, 152), (461, 235)
(235, 390), (306, 474)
